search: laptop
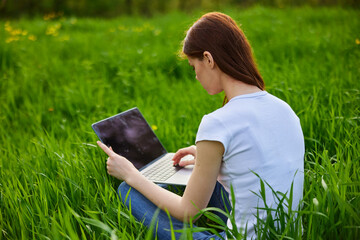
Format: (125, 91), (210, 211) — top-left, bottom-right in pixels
(92, 107), (193, 185)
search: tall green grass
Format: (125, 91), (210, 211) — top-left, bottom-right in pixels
(0, 6), (359, 239)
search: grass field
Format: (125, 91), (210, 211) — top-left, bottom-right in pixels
(1, 6), (360, 239)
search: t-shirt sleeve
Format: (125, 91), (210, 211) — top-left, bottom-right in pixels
(195, 114), (230, 155)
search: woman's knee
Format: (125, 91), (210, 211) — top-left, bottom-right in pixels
(117, 181), (151, 207)
(117, 182), (171, 203)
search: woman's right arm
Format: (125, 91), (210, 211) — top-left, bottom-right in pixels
(125, 141), (224, 222)
(98, 140), (223, 222)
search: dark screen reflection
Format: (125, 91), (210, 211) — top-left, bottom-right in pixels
(93, 108), (167, 169)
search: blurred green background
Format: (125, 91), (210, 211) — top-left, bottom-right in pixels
(1, 0), (359, 18)
(1, 0), (360, 239)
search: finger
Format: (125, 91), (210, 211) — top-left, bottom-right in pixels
(173, 148), (195, 163)
(172, 151), (184, 165)
(109, 146), (113, 151)
(97, 141), (115, 157)
(179, 158), (195, 167)
(173, 148), (190, 161)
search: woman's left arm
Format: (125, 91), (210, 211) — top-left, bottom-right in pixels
(97, 140), (224, 222)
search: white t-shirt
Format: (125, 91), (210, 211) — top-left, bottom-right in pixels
(196, 91), (304, 238)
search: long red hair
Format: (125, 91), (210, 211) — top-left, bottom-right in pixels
(182, 12), (265, 99)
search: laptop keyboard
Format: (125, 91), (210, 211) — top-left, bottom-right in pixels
(141, 154), (177, 182)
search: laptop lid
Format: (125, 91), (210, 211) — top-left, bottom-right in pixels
(92, 107), (167, 170)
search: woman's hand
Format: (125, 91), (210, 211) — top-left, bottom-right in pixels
(172, 145), (196, 167)
(97, 141), (138, 181)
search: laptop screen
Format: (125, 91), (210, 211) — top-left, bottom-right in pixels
(92, 108), (167, 169)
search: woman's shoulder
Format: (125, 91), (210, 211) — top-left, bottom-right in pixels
(206, 92), (268, 119)
(204, 91), (298, 127)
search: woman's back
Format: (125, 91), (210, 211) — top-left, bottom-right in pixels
(196, 91), (304, 237)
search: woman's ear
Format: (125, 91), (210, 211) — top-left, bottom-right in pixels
(203, 51), (215, 69)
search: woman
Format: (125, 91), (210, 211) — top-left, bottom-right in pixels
(97, 12), (304, 239)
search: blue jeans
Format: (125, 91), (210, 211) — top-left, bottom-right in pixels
(117, 181), (231, 239)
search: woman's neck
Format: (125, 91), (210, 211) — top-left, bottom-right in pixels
(221, 74), (262, 101)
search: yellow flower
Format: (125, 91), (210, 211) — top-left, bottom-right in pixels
(151, 125), (158, 131)
(46, 23), (61, 36)
(21, 30), (28, 36)
(10, 29), (22, 36)
(44, 12), (57, 21)
(5, 36), (20, 43)
(48, 108), (54, 112)
(356, 38), (360, 45)
(4, 21), (12, 32)
(28, 35), (37, 41)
